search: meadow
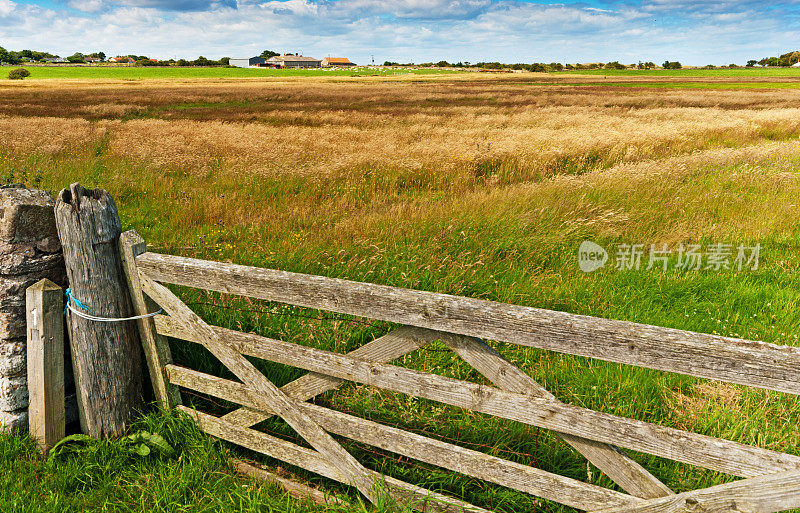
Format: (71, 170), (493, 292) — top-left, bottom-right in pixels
(7, 65), (460, 80)
(2, 71), (800, 512)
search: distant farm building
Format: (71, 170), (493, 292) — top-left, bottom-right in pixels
(108, 57), (134, 63)
(42, 57), (68, 63)
(265, 54), (322, 69)
(229, 57), (266, 68)
(322, 57), (356, 67)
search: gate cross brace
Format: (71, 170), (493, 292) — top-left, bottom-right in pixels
(139, 274), (381, 503)
(439, 332), (674, 499)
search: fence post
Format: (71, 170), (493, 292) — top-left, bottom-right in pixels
(54, 183), (143, 438)
(26, 279), (65, 452)
(119, 230), (181, 410)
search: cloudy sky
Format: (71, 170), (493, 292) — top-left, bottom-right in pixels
(1, 0), (798, 64)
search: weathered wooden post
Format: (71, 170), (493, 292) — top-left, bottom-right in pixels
(54, 183), (143, 438)
(26, 279), (65, 451)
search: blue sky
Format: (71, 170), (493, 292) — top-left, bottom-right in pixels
(1, 0), (798, 64)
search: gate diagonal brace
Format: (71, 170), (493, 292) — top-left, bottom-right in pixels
(438, 332), (673, 499)
(139, 274), (384, 503)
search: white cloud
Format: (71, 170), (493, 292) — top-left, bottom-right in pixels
(0, 0), (16, 16)
(68, 0), (105, 12)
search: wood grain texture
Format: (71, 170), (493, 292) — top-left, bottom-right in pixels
(168, 364), (643, 511)
(137, 252), (800, 395)
(439, 333), (673, 499)
(119, 231), (180, 410)
(140, 275), (379, 503)
(155, 316), (800, 478)
(591, 471), (800, 513)
(179, 405), (492, 513)
(222, 325), (430, 427)
(54, 183), (143, 438)
(26, 279), (65, 451)
(231, 459), (347, 506)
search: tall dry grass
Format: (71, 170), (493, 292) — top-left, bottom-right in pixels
(3, 75), (800, 190)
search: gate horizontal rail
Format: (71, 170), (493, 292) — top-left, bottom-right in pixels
(120, 230), (800, 513)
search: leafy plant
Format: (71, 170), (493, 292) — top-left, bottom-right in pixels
(47, 431), (174, 466)
(122, 431), (174, 457)
(7, 68), (30, 80)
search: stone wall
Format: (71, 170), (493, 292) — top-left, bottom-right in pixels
(0, 186), (69, 432)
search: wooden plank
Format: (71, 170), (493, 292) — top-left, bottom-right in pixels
(591, 471), (800, 513)
(169, 365), (642, 511)
(439, 333), (673, 499)
(179, 406), (492, 513)
(223, 325), (431, 427)
(231, 459), (348, 506)
(55, 184), (143, 437)
(26, 279), (65, 452)
(156, 316), (800, 478)
(140, 275), (380, 503)
(137, 252), (800, 396)
(119, 230), (180, 410)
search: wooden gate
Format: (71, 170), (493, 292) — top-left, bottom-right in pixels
(120, 230), (800, 513)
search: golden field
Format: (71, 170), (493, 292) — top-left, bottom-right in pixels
(3, 72), (800, 512)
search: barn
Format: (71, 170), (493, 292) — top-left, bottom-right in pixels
(322, 57), (356, 67)
(265, 54), (322, 69)
(229, 57), (265, 68)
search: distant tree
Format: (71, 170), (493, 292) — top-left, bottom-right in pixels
(548, 62), (564, 71)
(135, 58), (156, 67)
(67, 52), (85, 63)
(8, 68), (31, 80)
(604, 61), (626, 70)
(260, 50), (279, 60)
(97, 51), (106, 61)
(177, 59), (189, 66)
(662, 61), (682, 69)
(219, 57), (230, 65)
(780, 50), (800, 65)
(0, 46), (21, 64)
(436, 60), (449, 67)
(193, 56), (214, 66)
(746, 60), (758, 67)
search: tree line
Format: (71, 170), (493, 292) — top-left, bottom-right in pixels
(0, 45), (287, 67)
(747, 51), (800, 67)
(385, 60), (667, 71)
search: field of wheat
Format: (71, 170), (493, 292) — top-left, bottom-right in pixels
(2, 73), (800, 512)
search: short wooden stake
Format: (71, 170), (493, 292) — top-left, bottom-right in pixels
(26, 279), (65, 452)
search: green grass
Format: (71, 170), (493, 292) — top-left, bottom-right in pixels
(563, 67), (800, 77)
(0, 410), (366, 513)
(3, 137), (800, 511)
(3, 65), (462, 80)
